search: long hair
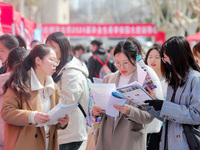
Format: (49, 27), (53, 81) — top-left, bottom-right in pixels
(45, 32), (71, 79)
(114, 39), (138, 66)
(161, 36), (200, 89)
(15, 35), (27, 49)
(4, 44), (54, 101)
(7, 47), (27, 70)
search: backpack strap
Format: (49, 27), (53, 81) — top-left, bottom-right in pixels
(104, 53), (110, 65)
(92, 53), (110, 66)
(92, 54), (110, 78)
(92, 55), (104, 65)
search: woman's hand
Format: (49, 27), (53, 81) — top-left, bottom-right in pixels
(146, 86), (156, 99)
(92, 105), (104, 117)
(34, 112), (50, 124)
(113, 104), (130, 115)
(57, 114), (69, 127)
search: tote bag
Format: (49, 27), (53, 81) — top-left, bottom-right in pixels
(86, 122), (101, 150)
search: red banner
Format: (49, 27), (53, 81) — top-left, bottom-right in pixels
(42, 23), (157, 38)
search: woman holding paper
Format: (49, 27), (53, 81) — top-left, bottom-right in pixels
(92, 39), (154, 150)
(145, 36), (200, 150)
(46, 32), (89, 150)
(1, 44), (69, 150)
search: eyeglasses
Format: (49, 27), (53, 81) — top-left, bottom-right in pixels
(49, 57), (60, 66)
(114, 62), (131, 69)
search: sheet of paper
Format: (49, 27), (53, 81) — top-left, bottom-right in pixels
(92, 77), (103, 83)
(89, 83), (116, 110)
(116, 81), (153, 106)
(106, 94), (126, 117)
(137, 63), (147, 86)
(36, 103), (78, 127)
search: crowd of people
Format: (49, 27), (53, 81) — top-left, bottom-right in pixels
(0, 32), (200, 150)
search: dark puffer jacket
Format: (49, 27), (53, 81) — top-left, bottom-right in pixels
(87, 46), (117, 82)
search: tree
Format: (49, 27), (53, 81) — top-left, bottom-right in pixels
(148, 0), (200, 38)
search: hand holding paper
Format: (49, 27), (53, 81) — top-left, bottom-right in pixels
(57, 114), (69, 127)
(36, 103), (78, 127)
(144, 99), (163, 111)
(35, 112), (50, 124)
(106, 93), (126, 117)
(92, 105), (105, 117)
(113, 104), (130, 115)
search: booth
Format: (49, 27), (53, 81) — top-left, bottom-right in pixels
(0, 2), (36, 43)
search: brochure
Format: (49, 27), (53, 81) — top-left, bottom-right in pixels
(137, 55), (157, 91)
(36, 103), (78, 127)
(116, 81), (154, 107)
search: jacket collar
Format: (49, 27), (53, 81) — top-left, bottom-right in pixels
(30, 68), (55, 96)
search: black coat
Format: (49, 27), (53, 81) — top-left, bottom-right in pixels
(0, 65), (6, 75)
(87, 46), (117, 81)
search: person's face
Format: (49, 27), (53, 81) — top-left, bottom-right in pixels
(46, 40), (62, 60)
(31, 42), (40, 49)
(0, 42), (10, 63)
(36, 50), (59, 76)
(194, 52), (200, 66)
(91, 44), (98, 52)
(114, 52), (136, 76)
(75, 49), (84, 57)
(147, 49), (161, 71)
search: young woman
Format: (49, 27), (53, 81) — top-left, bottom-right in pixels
(92, 39), (154, 150)
(145, 36), (200, 150)
(1, 44), (69, 150)
(46, 32), (89, 150)
(145, 46), (167, 100)
(0, 47), (27, 150)
(0, 33), (19, 74)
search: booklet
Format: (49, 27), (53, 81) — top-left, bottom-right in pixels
(116, 81), (154, 107)
(89, 81), (153, 117)
(36, 103), (78, 127)
(137, 55), (157, 91)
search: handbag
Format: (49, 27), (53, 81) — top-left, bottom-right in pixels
(183, 124), (200, 150)
(86, 121), (101, 150)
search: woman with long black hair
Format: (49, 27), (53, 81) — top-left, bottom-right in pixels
(1, 44), (69, 150)
(145, 36), (200, 150)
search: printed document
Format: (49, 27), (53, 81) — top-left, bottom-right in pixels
(89, 83), (116, 110)
(116, 81), (153, 106)
(36, 103), (78, 127)
(106, 94), (126, 117)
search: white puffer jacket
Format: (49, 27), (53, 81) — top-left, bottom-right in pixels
(57, 57), (89, 144)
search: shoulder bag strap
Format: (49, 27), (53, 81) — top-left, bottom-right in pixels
(78, 102), (87, 118)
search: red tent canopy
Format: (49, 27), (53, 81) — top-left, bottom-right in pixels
(0, 2), (36, 40)
(22, 17), (37, 44)
(0, 2), (14, 34)
(14, 10), (22, 35)
(186, 32), (200, 41)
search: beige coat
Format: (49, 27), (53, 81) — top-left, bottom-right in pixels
(1, 83), (61, 150)
(96, 71), (154, 150)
